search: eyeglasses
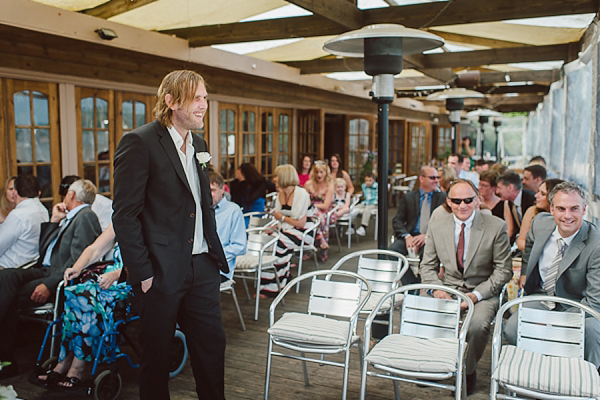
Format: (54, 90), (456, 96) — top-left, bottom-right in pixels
(448, 196), (477, 205)
(422, 175), (439, 180)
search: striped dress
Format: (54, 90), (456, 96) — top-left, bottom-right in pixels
(260, 186), (312, 296)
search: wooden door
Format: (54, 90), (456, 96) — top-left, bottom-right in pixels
(297, 109), (324, 165)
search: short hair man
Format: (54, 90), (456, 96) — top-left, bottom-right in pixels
(447, 153), (479, 187)
(59, 175), (113, 231)
(522, 164), (547, 193)
(209, 171), (246, 281)
(497, 171), (535, 221)
(504, 182), (600, 368)
(474, 159), (490, 175)
(0, 174), (49, 269)
(113, 70), (229, 399)
(0, 179), (101, 378)
(419, 179), (512, 395)
(390, 166), (446, 284)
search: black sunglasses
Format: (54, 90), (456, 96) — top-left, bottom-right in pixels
(422, 175), (439, 180)
(448, 196), (477, 205)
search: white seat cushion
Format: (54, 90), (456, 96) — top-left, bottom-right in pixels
(268, 313), (352, 346)
(365, 334), (459, 373)
(492, 345), (600, 398)
(235, 254), (278, 271)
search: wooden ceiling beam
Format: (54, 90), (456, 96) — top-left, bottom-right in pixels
(478, 69), (561, 85)
(285, 0), (363, 30)
(477, 84), (550, 95)
(463, 93), (544, 107)
(163, 0), (597, 46)
(82, 0), (158, 19)
(426, 30), (528, 48)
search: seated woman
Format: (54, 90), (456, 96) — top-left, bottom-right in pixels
(516, 178), (563, 251)
(297, 155), (312, 187)
(0, 176), (17, 224)
(230, 163), (273, 225)
(329, 154), (354, 195)
(37, 222), (128, 389)
(260, 165), (311, 297)
(304, 161), (335, 261)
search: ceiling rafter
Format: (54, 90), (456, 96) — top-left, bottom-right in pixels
(286, 0), (363, 30)
(160, 0), (597, 47)
(82, 0), (158, 19)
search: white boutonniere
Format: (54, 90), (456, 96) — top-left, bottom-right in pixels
(196, 152), (212, 169)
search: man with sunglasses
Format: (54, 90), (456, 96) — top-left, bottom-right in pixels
(390, 166), (446, 285)
(420, 179), (512, 395)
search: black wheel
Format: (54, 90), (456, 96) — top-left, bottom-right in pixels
(169, 329), (188, 378)
(93, 370), (122, 400)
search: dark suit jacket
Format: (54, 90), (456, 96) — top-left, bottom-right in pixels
(523, 213), (600, 312)
(521, 189), (535, 215)
(113, 120), (228, 294)
(38, 206), (101, 293)
(420, 210), (513, 299)
(392, 190), (446, 237)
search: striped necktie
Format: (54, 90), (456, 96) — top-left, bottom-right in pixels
(542, 238), (567, 309)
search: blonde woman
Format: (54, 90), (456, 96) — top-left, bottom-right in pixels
(0, 177), (17, 223)
(304, 161), (335, 261)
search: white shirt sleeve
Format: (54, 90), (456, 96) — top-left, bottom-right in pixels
(0, 214), (24, 257)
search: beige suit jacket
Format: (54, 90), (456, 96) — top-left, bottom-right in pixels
(419, 210), (513, 299)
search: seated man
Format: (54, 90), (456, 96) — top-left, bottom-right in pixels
(420, 179), (512, 395)
(390, 165), (446, 284)
(522, 164), (547, 193)
(0, 179), (101, 379)
(447, 153), (479, 187)
(59, 175), (112, 231)
(209, 171), (247, 282)
(504, 182), (600, 368)
(0, 174), (49, 268)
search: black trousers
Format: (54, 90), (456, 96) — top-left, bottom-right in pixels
(134, 253), (226, 400)
(0, 267), (47, 361)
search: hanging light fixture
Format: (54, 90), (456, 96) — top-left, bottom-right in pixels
(323, 24), (444, 249)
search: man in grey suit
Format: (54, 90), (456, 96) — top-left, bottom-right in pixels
(504, 182), (600, 368)
(0, 179), (101, 379)
(420, 179), (512, 395)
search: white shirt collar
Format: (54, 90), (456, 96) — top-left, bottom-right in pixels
(452, 209), (476, 228)
(167, 125), (192, 151)
(514, 190), (523, 208)
(551, 226), (580, 246)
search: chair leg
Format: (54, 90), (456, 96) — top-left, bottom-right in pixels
(457, 361), (466, 400)
(347, 220), (352, 248)
(341, 347), (351, 400)
(374, 213), (378, 241)
(296, 249), (304, 294)
(254, 270), (261, 321)
(334, 223), (342, 252)
(229, 286), (246, 331)
(359, 358), (368, 400)
(490, 377), (498, 400)
(264, 338), (274, 399)
(393, 380), (401, 400)
(240, 274), (251, 301)
(300, 352), (309, 387)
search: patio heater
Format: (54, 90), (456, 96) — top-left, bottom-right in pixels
(323, 24), (444, 250)
(494, 120), (502, 162)
(466, 109), (502, 158)
(427, 88), (484, 154)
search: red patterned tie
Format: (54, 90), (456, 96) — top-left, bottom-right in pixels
(456, 223), (465, 272)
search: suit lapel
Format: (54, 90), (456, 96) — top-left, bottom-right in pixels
(558, 222), (589, 278)
(192, 135), (212, 209)
(526, 221), (554, 280)
(441, 213), (459, 272)
(465, 211), (484, 271)
(157, 124), (192, 193)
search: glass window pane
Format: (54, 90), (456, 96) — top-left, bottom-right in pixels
(97, 130), (109, 160)
(349, 119), (358, 135)
(249, 112), (255, 132)
(243, 134), (248, 154)
(17, 165), (33, 175)
(227, 110), (235, 132)
(98, 165), (111, 193)
(267, 114), (273, 132)
(360, 119), (369, 135)
(14, 91), (31, 126)
(135, 102), (146, 128)
(242, 111), (248, 132)
(122, 101), (133, 130)
(267, 134), (273, 152)
(220, 133), (227, 155)
(249, 134), (255, 154)
(81, 97), (94, 129)
(16, 128), (33, 162)
(219, 159), (227, 176)
(35, 129), (51, 162)
(33, 92), (49, 126)
(227, 134), (235, 155)
(82, 130), (95, 162)
(349, 136), (358, 150)
(219, 110), (226, 132)
(83, 164), (96, 183)
(96, 98), (109, 129)
(280, 114), (289, 133)
(36, 165), (52, 199)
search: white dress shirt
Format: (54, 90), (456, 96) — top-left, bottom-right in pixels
(0, 197), (49, 268)
(514, 190), (523, 218)
(92, 193), (113, 232)
(538, 227), (579, 284)
(167, 126), (208, 254)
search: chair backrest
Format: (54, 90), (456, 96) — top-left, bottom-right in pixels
(400, 293), (462, 339)
(245, 212), (276, 229)
(308, 275), (363, 319)
(516, 303), (585, 359)
(404, 175), (418, 190)
(245, 228), (278, 257)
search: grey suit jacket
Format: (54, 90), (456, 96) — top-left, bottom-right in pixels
(523, 213), (600, 312)
(419, 210), (513, 299)
(38, 206), (102, 293)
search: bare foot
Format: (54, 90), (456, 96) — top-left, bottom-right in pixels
(58, 358), (85, 388)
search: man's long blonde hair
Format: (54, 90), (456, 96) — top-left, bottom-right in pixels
(154, 70), (206, 127)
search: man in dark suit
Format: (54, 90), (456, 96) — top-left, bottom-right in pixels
(497, 171), (535, 223)
(390, 165), (446, 284)
(113, 70), (228, 400)
(0, 178), (101, 378)
(504, 182), (600, 368)
(420, 179), (512, 395)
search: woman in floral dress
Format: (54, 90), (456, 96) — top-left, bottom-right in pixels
(304, 161), (335, 261)
(37, 223), (129, 390)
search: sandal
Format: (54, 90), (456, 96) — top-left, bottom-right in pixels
(57, 376), (85, 391)
(36, 370), (63, 387)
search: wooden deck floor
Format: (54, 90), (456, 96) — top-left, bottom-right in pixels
(5, 214), (494, 400)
